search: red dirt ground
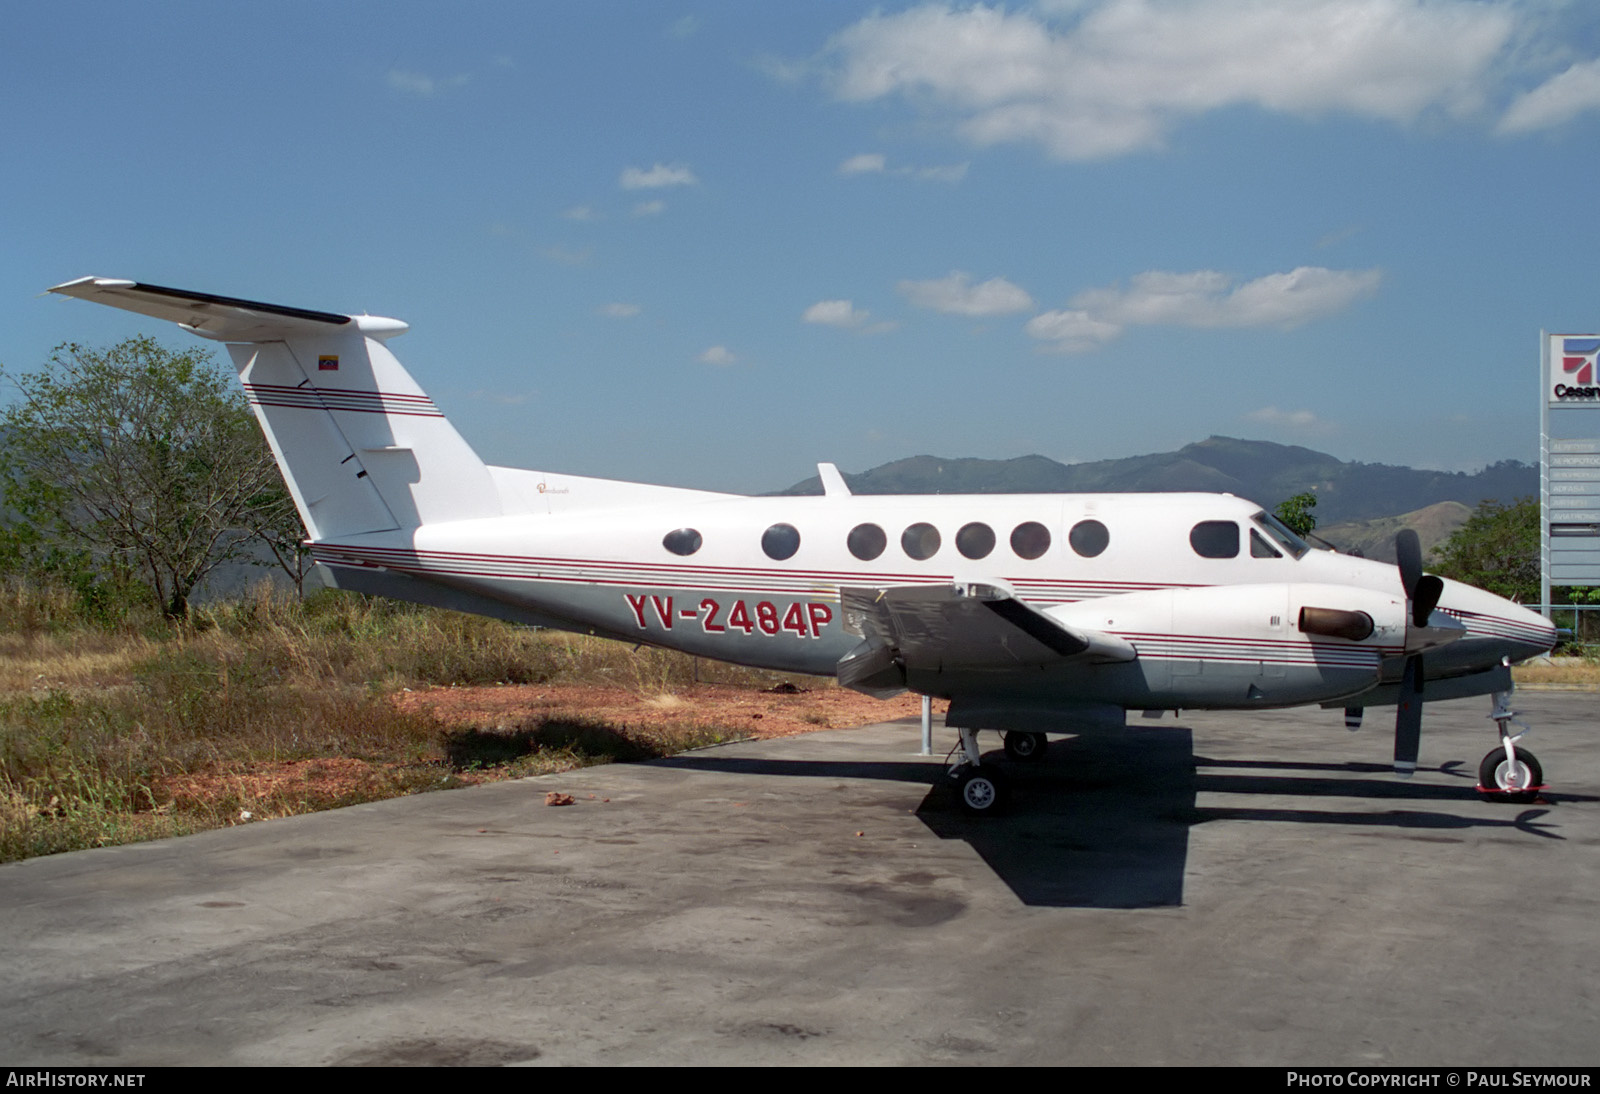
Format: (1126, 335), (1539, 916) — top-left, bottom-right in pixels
(391, 681), (945, 739)
(155, 685), (946, 814)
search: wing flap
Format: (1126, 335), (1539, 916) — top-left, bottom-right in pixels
(837, 583), (1134, 694)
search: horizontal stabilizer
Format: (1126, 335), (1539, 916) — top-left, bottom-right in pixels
(48, 278), (363, 342)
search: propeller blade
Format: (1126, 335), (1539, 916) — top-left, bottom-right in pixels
(1396, 529), (1423, 599)
(1394, 654), (1423, 777)
(1413, 575), (1444, 628)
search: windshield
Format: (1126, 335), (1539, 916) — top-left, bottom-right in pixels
(1252, 511), (1310, 559)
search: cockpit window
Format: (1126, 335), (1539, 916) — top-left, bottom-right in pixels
(1250, 529), (1281, 559)
(1252, 511), (1309, 559)
(1190, 521), (1239, 559)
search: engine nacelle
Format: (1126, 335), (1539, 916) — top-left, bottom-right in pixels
(1050, 583), (1413, 708)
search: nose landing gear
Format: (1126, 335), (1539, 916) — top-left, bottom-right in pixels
(1477, 675), (1544, 804)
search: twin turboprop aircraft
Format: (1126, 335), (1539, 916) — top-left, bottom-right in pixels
(49, 277), (1560, 813)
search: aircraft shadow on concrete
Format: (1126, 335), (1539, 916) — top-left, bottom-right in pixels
(658, 727), (1580, 910)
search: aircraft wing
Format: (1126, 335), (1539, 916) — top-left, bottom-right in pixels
(48, 277), (352, 342)
(836, 583), (1135, 696)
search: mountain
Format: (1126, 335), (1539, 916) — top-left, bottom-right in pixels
(777, 437), (1534, 526)
(1316, 501), (1473, 563)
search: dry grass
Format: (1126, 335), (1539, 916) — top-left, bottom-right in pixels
(1512, 658), (1600, 687)
(0, 582), (796, 863)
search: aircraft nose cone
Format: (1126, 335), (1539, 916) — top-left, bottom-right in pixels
(1440, 579), (1559, 657)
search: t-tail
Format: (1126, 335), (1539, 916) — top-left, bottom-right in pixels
(47, 278), (500, 539)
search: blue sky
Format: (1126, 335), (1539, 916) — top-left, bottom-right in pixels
(6, 1), (1600, 493)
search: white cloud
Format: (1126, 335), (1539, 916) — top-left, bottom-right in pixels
(1024, 309), (1123, 353)
(387, 69), (471, 97)
(1247, 406), (1323, 428)
(563, 205), (601, 222)
(599, 303), (640, 318)
(1028, 265), (1381, 351)
(699, 345), (737, 366)
(669, 15), (699, 40)
(839, 153), (888, 175)
(824, 1), (1517, 160)
(631, 200), (666, 217)
(914, 161), (969, 182)
(752, 53), (810, 85)
(1499, 58), (1600, 134)
(898, 271), (1034, 316)
(804, 299), (870, 327)
(620, 163), (699, 189)
(838, 152), (967, 181)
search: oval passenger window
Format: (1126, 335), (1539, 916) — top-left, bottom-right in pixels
(761, 523), (801, 561)
(956, 522), (995, 560)
(1068, 519), (1109, 558)
(662, 528), (702, 556)
(1010, 521), (1051, 560)
(901, 522), (941, 561)
(848, 523), (887, 561)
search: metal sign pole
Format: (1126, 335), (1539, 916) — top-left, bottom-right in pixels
(1542, 330), (1552, 621)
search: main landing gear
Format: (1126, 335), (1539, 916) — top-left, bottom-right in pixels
(1477, 678), (1543, 804)
(947, 727), (1008, 815)
(946, 728), (1048, 815)
(1002, 730), (1049, 763)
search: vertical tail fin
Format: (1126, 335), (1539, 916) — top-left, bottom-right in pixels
(48, 278), (500, 538)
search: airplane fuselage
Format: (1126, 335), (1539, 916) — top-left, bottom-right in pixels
(309, 487), (1554, 719)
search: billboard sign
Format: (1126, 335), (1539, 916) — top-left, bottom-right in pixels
(1542, 335), (1600, 602)
(1549, 335), (1600, 405)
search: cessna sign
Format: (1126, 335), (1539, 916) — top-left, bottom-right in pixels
(1550, 336), (1600, 401)
(1541, 332), (1600, 603)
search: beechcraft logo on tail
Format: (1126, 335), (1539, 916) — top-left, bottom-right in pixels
(318, 355), (339, 371)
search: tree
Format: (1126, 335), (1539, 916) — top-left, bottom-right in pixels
(1274, 492), (1317, 537)
(1430, 496), (1540, 603)
(0, 337), (301, 618)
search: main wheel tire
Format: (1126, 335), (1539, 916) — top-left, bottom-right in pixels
(1002, 730), (1048, 763)
(957, 767), (1007, 815)
(1478, 747), (1543, 804)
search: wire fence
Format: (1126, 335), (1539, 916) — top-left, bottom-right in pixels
(1531, 603), (1600, 653)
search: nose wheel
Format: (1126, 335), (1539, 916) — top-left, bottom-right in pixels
(1478, 747), (1542, 804)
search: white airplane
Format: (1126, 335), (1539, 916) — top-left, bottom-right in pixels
(49, 277), (1560, 813)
